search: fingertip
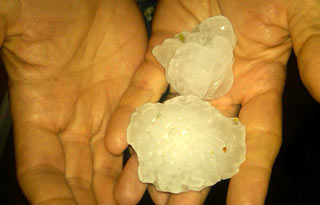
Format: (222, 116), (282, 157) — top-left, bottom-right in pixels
(105, 107), (134, 155)
(105, 133), (128, 156)
(167, 188), (210, 205)
(148, 185), (169, 204)
(114, 154), (147, 205)
(105, 134), (125, 156)
(295, 33), (320, 102)
(300, 66), (320, 102)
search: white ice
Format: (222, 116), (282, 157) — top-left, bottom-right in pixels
(127, 96), (246, 193)
(152, 16), (236, 100)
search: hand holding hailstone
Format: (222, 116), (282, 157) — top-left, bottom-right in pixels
(127, 16), (246, 193)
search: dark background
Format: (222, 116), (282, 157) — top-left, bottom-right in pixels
(1, 0), (319, 204)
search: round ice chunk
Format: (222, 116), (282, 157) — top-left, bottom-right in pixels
(152, 16), (236, 100)
(127, 96), (246, 193)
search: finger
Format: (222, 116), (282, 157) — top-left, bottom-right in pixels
(227, 162), (271, 205)
(114, 153), (147, 204)
(105, 52), (168, 155)
(288, 0), (320, 102)
(167, 188), (211, 205)
(147, 181), (210, 205)
(14, 126), (77, 204)
(60, 131), (96, 204)
(91, 135), (122, 205)
(297, 34), (320, 102)
(147, 185), (169, 205)
(227, 89), (283, 204)
(58, 96), (102, 205)
(115, 153), (170, 205)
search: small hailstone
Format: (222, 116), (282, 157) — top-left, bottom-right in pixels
(127, 96), (246, 193)
(152, 16), (236, 100)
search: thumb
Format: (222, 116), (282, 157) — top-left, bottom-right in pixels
(105, 46), (168, 155)
(289, 0), (320, 102)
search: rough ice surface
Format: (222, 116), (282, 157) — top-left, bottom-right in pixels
(152, 16), (236, 100)
(127, 96), (246, 193)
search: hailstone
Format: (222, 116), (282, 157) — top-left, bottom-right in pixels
(127, 95), (246, 193)
(152, 16), (236, 100)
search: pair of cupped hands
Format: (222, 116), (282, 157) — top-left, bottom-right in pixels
(1, 0), (319, 204)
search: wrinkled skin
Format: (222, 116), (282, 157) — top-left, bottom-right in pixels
(1, 0), (320, 204)
(1, 0), (147, 204)
(105, 0), (320, 204)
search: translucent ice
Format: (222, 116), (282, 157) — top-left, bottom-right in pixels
(152, 16), (236, 100)
(127, 96), (246, 193)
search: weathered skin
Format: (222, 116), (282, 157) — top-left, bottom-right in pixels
(1, 0), (147, 204)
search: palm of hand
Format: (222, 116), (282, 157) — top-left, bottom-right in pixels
(107, 0), (320, 204)
(2, 0), (146, 204)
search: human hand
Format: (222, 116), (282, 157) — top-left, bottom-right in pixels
(1, 0), (147, 204)
(105, 0), (320, 204)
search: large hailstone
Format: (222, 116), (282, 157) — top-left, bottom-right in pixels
(127, 96), (246, 193)
(152, 16), (236, 100)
